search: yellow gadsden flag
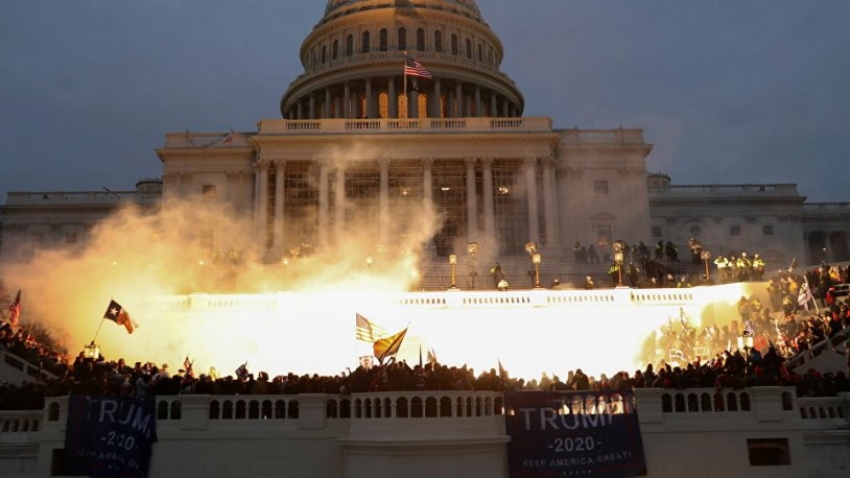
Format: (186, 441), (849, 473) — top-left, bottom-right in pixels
(373, 327), (408, 364)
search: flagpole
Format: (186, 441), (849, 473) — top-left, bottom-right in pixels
(403, 52), (408, 117)
(91, 318), (106, 346)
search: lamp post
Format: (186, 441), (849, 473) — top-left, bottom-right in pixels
(737, 332), (754, 359)
(449, 254), (458, 289)
(532, 253), (542, 288)
(701, 249), (712, 281)
(467, 242), (478, 290)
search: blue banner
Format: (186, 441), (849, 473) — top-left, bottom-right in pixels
(64, 395), (157, 478)
(504, 391), (646, 478)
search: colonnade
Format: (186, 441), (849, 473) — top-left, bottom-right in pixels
(252, 157), (560, 255)
(284, 76), (519, 120)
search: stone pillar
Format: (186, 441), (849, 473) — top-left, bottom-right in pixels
(309, 94), (316, 120)
(388, 76), (397, 118)
(465, 157), (478, 242)
(408, 89), (418, 119)
(274, 159), (286, 249)
(253, 162), (261, 234)
(448, 88), (456, 118)
(481, 157), (496, 244)
(379, 157), (390, 247)
(324, 87), (332, 118)
(432, 79), (441, 118)
(541, 156), (560, 251)
(489, 93), (497, 118)
(318, 161), (329, 248)
(422, 157), (433, 208)
(365, 78), (375, 118)
(343, 82), (351, 119)
(334, 167), (346, 244)
(296, 101), (303, 120)
(455, 83), (463, 117)
(524, 157), (540, 244)
(257, 159), (271, 246)
(475, 85), (482, 117)
(502, 98), (509, 117)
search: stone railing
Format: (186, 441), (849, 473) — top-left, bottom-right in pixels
(803, 202), (850, 217)
(4, 191), (148, 205)
(256, 117), (553, 135)
(560, 128), (646, 145)
(649, 183), (800, 197)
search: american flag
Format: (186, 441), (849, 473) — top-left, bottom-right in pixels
(356, 313), (388, 342)
(404, 55), (433, 79)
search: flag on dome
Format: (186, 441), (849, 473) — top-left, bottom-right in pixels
(8, 290), (21, 327)
(373, 327), (408, 364)
(103, 299), (139, 334)
(404, 55), (433, 79)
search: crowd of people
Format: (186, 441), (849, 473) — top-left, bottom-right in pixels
(1, 263), (849, 412)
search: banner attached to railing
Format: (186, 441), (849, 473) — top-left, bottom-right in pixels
(504, 390), (647, 478)
(64, 395), (157, 478)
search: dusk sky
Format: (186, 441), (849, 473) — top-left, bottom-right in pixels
(2, 0), (848, 202)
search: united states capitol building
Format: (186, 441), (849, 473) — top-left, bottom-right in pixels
(1, 0), (848, 274)
(0, 2), (849, 476)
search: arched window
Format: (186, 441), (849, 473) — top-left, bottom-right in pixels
(417, 28), (426, 51)
(451, 34), (458, 55)
(398, 27), (407, 51)
(434, 31), (443, 53)
(379, 28), (388, 51)
(478, 44), (483, 62)
(465, 39), (472, 59)
(321, 45), (327, 64)
(346, 34), (354, 56)
(332, 39), (339, 60)
(362, 31), (370, 53)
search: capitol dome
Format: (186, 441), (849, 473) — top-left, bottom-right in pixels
(281, 0), (523, 120)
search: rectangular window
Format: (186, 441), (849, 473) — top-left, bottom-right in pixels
(202, 185), (217, 199)
(730, 225), (741, 236)
(593, 180), (609, 195)
(651, 225), (663, 238)
(747, 438), (790, 466)
(596, 225), (612, 246)
(762, 225), (774, 236)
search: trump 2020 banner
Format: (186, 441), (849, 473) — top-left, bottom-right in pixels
(64, 395), (157, 478)
(504, 391), (647, 478)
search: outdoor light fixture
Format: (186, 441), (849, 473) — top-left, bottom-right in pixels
(532, 252), (542, 288)
(467, 242), (478, 289)
(449, 253), (458, 289)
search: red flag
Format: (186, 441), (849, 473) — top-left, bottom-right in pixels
(8, 290), (21, 327)
(373, 327), (408, 364)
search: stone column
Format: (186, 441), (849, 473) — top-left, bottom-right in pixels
(422, 157), (433, 209)
(524, 157), (540, 244)
(465, 157), (478, 242)
(365, 78), (375, 118)
(455, 83), (463, 117)
(318, 161), (329, 248)
(274, 159), (286, 249)
(343, 82), (351, 119)
(432, 79), (441, 118)
(388, 76), (397, 119)
(334, 167), (346, 244)
(309, 95), (316, 120)
(253, 162), (261, 234)
(296, 101), (303, 120)
(481, 157), (496, 243)
(502, 98), (509, 118)
(257, 159), (271, 246)
(541, 156), (560, 250)
(324, 87), (332, 118)
(489, 93), (497, 118)
(379, 157), (390, 247)
(475, 85), (482, 117)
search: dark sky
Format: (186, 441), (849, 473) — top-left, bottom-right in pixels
(2, 0), (848, 202)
